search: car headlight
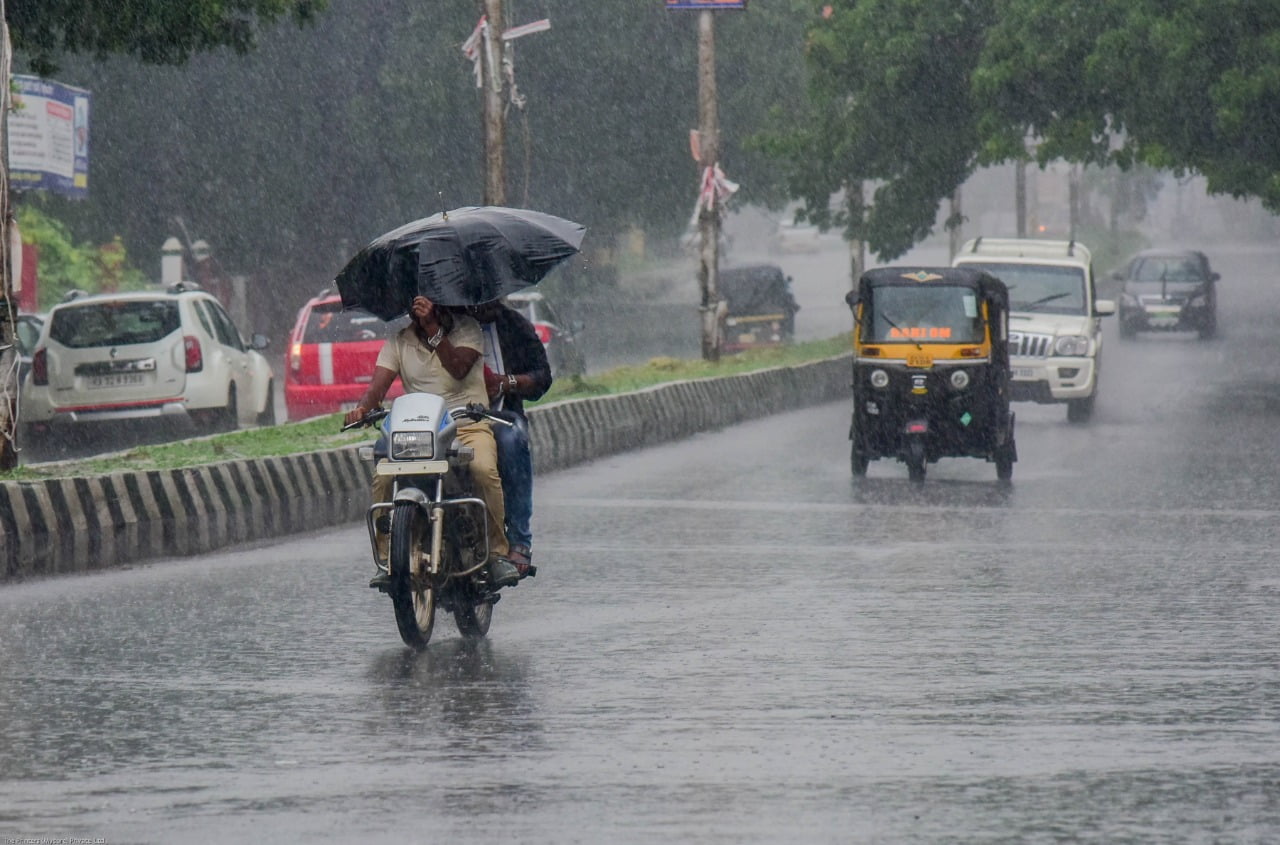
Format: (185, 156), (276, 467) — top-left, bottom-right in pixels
(1120, 293), (1139, 306)
(1188, 294), (1207, 307)
(869, 369), (890, 389)
(1053, 335), (1090, 356)
(949, 369), (971, 390)
(391, 430), (435, 460)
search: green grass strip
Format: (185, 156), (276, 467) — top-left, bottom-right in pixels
(5, 335), (850, 481)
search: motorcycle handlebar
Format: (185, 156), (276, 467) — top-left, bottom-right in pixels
(340, 406), (390, 432)
(453, 403), (515, 427)
(341, 403), (512, 433)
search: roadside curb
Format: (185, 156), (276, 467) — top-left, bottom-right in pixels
(0, 355), (850, 581)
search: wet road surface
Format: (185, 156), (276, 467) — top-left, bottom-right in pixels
(3, 245), (1280, 842)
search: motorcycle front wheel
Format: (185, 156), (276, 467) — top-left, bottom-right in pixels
(390, 500), (436, 649)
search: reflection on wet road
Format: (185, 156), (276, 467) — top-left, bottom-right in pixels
(3, 246), (1280, 842)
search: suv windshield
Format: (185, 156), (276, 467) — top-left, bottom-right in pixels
(863, 285), (984, 344)
(965, 263), (1086, 315)
(50, 300), (181, 348)
(303, 304), (406, 343)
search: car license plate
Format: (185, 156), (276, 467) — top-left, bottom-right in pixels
(88, 373), (146, 389)
(1012, 367), (1037, 379)
(906, 351), (933, 368)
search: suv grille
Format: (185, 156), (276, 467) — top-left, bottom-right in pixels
(1009, 331), (1053, 358)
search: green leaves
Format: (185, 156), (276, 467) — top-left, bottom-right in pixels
(777, 0), (1280, 257)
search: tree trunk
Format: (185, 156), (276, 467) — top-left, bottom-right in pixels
(0, 10), (18, 470)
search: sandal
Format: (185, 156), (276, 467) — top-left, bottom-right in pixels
(508, 545), (536, 578)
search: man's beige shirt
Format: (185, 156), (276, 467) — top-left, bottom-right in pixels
(375, 316), (488, 408)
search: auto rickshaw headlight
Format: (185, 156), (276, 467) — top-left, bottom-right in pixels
(1053, 335), (1089, 356)
(949, 369), (971, 390)
(869, 369), (890, 389)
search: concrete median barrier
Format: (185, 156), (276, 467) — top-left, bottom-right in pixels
(0, 355), (850, 581)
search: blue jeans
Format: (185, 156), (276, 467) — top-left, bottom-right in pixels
(494, 414), (534, 551)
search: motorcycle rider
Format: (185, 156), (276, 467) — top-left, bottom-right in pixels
(465, 299), (553, 578)
(344, 295), (519, 590)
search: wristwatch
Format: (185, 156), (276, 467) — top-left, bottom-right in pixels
(506, 373), (518, 394)
(425, 326), (445, 350)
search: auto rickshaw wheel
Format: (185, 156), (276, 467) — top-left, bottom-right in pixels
(850, 441), (869, 477)
(995, 445), (1014, 481)
(905, 439), (926, 482)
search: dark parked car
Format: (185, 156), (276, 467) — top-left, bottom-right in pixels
(1113, 249), (1219, 340)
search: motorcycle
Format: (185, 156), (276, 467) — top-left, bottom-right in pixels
(344, 393), (516, 648)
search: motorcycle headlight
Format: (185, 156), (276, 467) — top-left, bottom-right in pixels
(949, 369), (971, 390)
(391, 430), (435, 460)
(1053, 335), (1090, 356)
(869, 369), (890, 389)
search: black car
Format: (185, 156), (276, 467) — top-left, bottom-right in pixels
(1113, 249), (1219, 340)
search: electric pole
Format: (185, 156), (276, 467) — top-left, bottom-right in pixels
(482, 0), (507, 206)
(696, 9), (722, 362)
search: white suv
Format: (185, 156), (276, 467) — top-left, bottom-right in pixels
(953, 238), (1115, 423)
(21, 284), (276, 437)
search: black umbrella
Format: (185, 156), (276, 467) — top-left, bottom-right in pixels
(336, 206), (586, 319)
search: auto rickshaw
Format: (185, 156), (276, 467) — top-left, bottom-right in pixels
(846, 266), (1016, 482)
(718, 263), (800, 353)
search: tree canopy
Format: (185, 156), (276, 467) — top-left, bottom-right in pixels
(8, 0), (324, 76)
(14, 0), (812, 322)
(776, 0), (1280, 259)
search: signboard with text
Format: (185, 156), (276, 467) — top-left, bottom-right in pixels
(8, 74), (91, 199)
(666, 0), (747, 9)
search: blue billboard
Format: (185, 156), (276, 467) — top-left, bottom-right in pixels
(8, 74), (90, 199)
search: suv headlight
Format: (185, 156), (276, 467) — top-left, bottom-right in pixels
(391, 430), (435, 460)
(1053, 335), (1090, 356)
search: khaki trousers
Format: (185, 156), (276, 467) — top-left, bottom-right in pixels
(371, 421), (509, 561)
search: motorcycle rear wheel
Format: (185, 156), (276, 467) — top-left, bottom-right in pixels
(453, 600), (493, 638)
(390, 500), (436, 649)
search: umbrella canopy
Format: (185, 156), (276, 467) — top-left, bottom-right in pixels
(336, 206), (586, 320)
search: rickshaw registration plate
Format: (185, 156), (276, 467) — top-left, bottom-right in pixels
(906, 352), (933, 368)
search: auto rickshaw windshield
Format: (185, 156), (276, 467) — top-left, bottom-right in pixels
(862, 284), (985, 344)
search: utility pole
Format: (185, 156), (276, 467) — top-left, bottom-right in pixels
(482, 0), (507, 206)
(696, 9), (722, 362)
(1015, 160), (1027, 238)
(846, 180), (866, 288)
(0, 4), (17, 469)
